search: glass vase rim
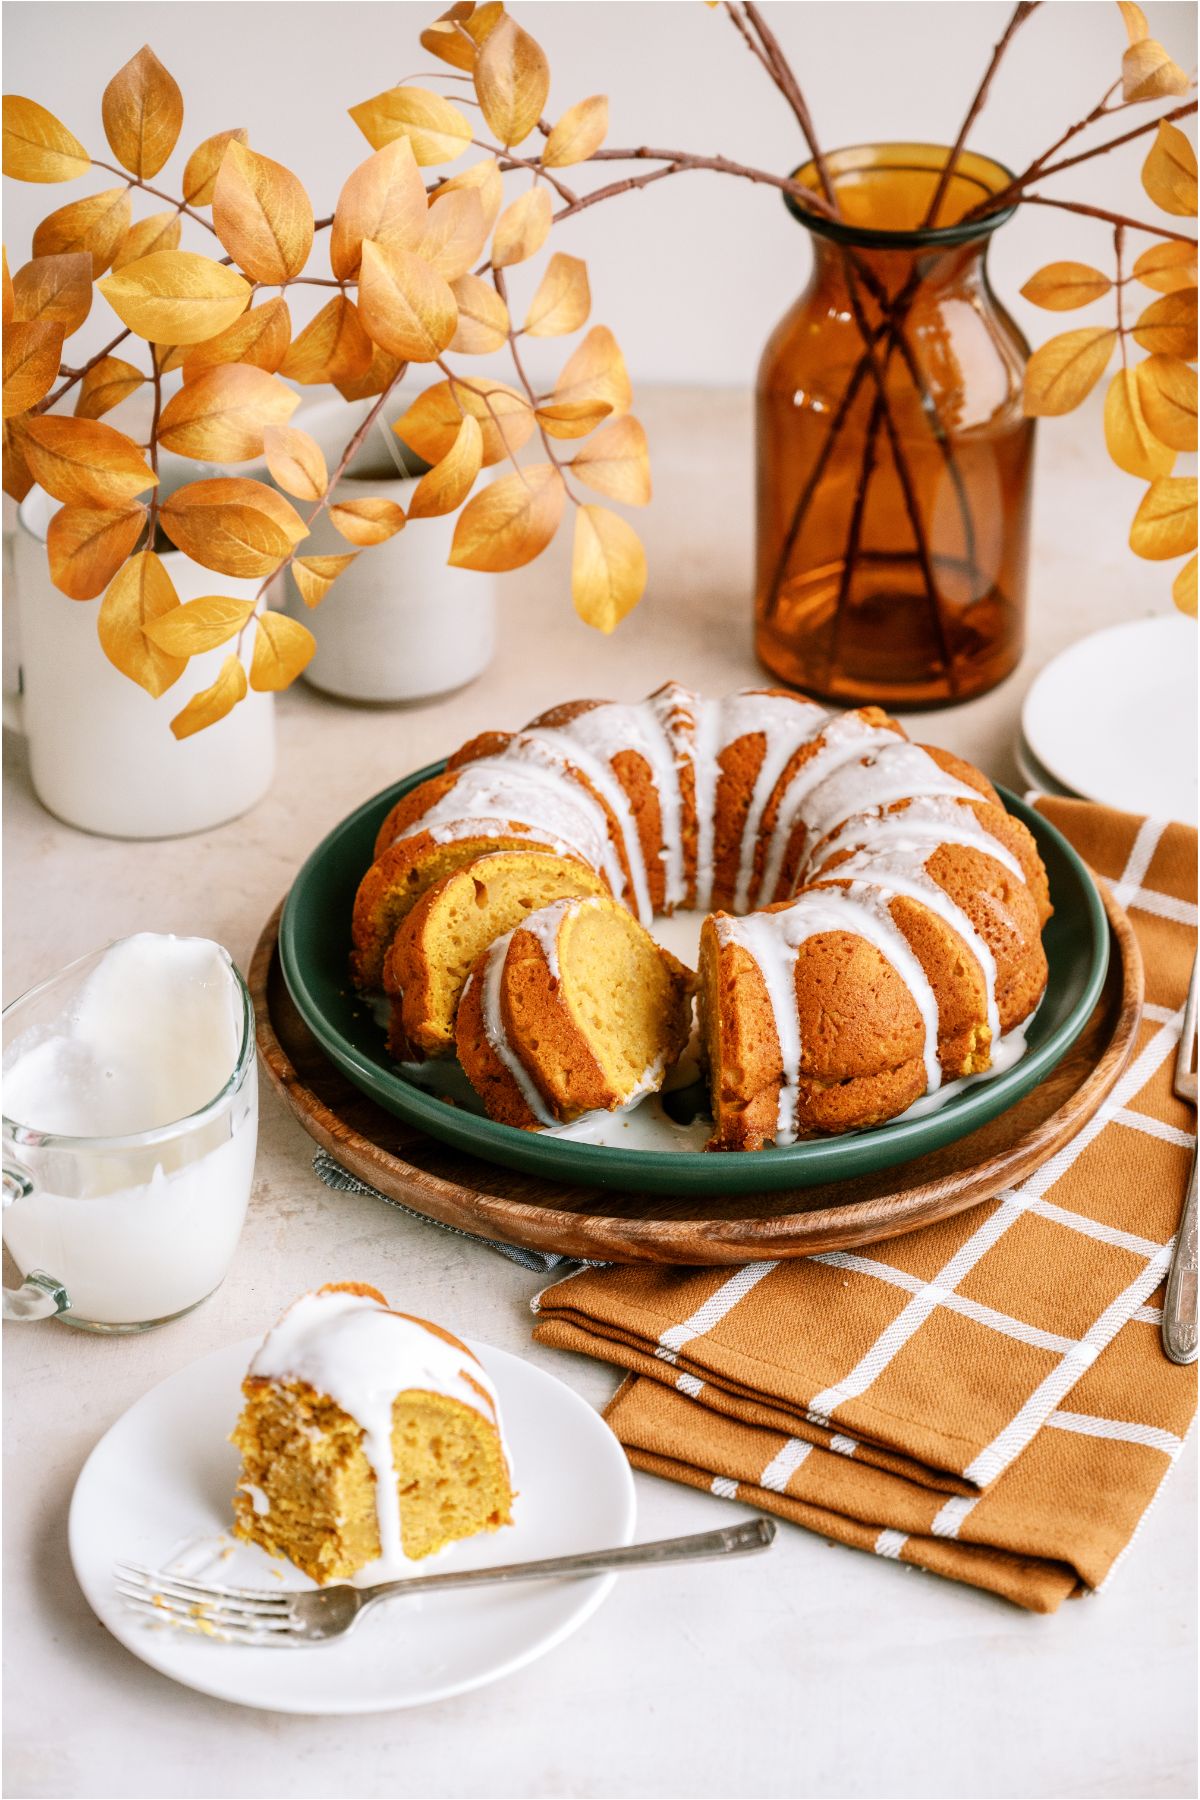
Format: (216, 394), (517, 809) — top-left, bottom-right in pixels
(784, 141), (1019, 249)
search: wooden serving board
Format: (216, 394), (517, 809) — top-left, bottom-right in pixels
(251, 884), (1142, 1266)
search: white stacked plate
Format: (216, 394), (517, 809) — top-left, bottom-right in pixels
(1018, 616), (1198, 825)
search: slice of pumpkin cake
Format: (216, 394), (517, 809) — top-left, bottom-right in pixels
(231, 1283), (513, 1583)
(455, 893), (695, 1129)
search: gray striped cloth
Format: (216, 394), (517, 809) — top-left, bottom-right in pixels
(311, 1150), (605, 1274)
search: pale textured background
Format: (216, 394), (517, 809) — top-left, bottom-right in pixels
(3, 0), (1196, 389)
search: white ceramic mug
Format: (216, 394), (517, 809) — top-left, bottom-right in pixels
(4, 484), (276, 839)
(288, 396), (496, 704)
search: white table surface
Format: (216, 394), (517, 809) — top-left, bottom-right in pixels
(4, 385), (1195, 1800)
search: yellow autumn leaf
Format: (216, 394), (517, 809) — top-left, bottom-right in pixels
(292, 551), (358, 608)
(357, 238), (458, 362)
(1129, 476), (1197, 559)
(348, 86), (473, 166)
(334, 342), (406, 402)
(1118, 1), (1149, 42)
(536, 397), (612, 440)
(543, 96), (609, 169)
(45, 500), (147, 600)
(1122, 38), (1190, 104)
(1138, 355), (1198, 451)
(433, 158), (503, 235)
(170, 654), (248, 739)
(473, 14), (549, 148)
(492, 187), (552, 268)
(449, 273), (510, 354)
(3, 96), (89, 183)
(182, 127), (248, 207)
(21, 414), (156, 505)
(213, 142), (314, 284)
(157, 364), (300, 462)
(2, 247), (12, 325)
(3, 320), (64, 417)
(330, 138), (428, 283)
(280, 294), (373, 387)
(408, 413), (483, 519)
(1132, 289), (1198, 359)
(448, 463), (564, 570)
(2, 415), (34, 504)
(145, 594), (256, 655)
(249, 609), (316, 690)
(525, 253), (591, 337)
(33, 187), (130, 277)
(551, 324), (633, 422)
(419, 189), (488, 282)
(1173, 553), (1197, 616)
(570, 415), (651, 506)
(111, 210), (181, 273)
(11, 251), (92, 333)
(571, 504), (646, 633)
(1019, 260), (1112, 311)
(328, 496), (407, 545)
(159, 477), (305, 578)
(394, 377), (534, 466)
(74, 355), (144, 420)
(98, 551), (186, 697)
(420, 9), (480, 74)
(101, 46), (182, 179)
(1133, 240), (1198, 293)
(99, 250), (251, 344)
(1103, 369), (1176, 480)
(1023, 327), (1117, 415)
(180, 295), (292, 380)
(1143, 122), (1198, 217)
(263, 425), (328, 502)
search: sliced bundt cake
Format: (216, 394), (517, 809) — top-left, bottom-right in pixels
(455, 895), (695, 1128)
(348, 685), (1052, 1147)
(384, 850), (610, 1059)
(231, 1283), (513, 1583)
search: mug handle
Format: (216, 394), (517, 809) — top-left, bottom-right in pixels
(2, 1157), (70, 1322)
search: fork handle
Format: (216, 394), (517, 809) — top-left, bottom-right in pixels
(1163, 1148), (1198, 1365)
(360, 1518), (775, 1608)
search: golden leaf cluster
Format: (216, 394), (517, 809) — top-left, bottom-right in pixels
(2, 5), (651, 739)
(1022, 29), (1197, 618)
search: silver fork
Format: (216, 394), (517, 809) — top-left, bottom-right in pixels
(1163, 954), (1198, 1365)
(115, 1518), (776, 1646)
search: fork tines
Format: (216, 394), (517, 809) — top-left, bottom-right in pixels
(114, 1561), (300, 1645)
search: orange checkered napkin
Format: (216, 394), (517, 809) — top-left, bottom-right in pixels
(532, 802), (1198, 1612)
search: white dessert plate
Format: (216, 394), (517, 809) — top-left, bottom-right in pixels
(1014, 725), (1076, 800)
(69, 1335), (636, 1713)
(1022, 616), (1198, 825)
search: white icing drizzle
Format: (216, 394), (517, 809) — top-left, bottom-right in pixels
(716, 888), (944, 1144)
(475, 933), (557, 1127)
(810, 795), (1024, 884)
(548, 699), (688, 912)
(722, 692), (831, 913)
(248, 1288), (508, 1573)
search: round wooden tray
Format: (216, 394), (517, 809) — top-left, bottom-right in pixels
(251, 883), (1142, 1266)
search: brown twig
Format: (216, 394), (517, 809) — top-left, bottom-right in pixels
(922, 1), (1041, 227)
(741, 2), (838, 208)
(90, 160), (219, 235)
(1018, 192), (1197, 241)
(479, 141), (578, 206)
(828, 389), (886, 681)
(973, 97), (1198, 217)
(1115, 224), (1128, 370)
(40, 326), (134, 410)
(144, 354), (163, 550)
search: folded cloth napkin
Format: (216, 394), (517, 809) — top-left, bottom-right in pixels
(532, 799), (1198, 1612)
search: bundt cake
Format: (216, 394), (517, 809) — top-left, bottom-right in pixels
(384, 850), (610, 1059)
(455, 895), (695, 1128)
(231, 1283), (513, 1582)
(350, 684), (1052, 1150)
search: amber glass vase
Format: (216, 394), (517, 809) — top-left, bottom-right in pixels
(755, 143), (1034, 708)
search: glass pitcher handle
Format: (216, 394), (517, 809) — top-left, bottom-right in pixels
(2, 1156), (71, 1322)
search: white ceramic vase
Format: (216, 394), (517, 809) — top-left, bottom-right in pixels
(4, 487), (275, 840)
(287, 396), (496, 705)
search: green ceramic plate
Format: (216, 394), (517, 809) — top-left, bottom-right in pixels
(279, 767), (1108, 1197)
